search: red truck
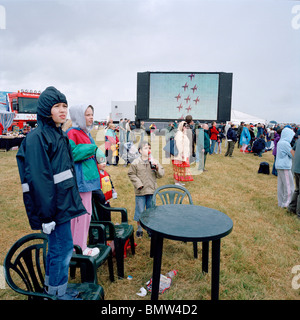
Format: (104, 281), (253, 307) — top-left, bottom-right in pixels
(4, 90), (41, 130)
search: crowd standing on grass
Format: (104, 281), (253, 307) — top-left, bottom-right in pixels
(14, 87), (300, 298)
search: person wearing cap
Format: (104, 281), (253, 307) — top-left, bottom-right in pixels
(16, 86), (86, 300)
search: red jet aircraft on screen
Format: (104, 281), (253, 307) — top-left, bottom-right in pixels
(186, 105), (192, 112)
(182, 83), (188, 91)
(177, 103), (183, 112)
(175, 93), (181, 101)
(193, 96), (200, 104)
(191, 85), (197, 93)
(188, 73), (195, 80)
(184, 95), (191, 103)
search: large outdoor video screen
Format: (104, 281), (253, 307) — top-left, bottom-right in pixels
(136, 72), (232, 122)
(149, 73), (219, 120)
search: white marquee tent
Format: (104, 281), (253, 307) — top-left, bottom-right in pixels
(230, 109), (267, 125)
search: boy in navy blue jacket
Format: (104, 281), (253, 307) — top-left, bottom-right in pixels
(252, 134), (266, 157)
(225, 124), (237, 157)
(16, 87), (86, 300)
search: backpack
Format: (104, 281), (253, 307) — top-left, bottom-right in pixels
(258, 162), (269, 174)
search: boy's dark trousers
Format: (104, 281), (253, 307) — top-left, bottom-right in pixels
(225, 141), (235, 157)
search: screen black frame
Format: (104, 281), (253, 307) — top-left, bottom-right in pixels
(136, 71), (233, 123)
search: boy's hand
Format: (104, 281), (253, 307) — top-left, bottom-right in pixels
(138, 186), (144, 190)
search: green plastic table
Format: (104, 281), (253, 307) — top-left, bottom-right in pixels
(140, 204), (233, 300)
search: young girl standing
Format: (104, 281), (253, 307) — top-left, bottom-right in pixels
(67, 104), (101, 256)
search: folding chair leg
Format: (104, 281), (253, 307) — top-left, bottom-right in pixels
(80, 261), (98, 284)
(129, 234), (135, 255)
(70, 264), (76, 279)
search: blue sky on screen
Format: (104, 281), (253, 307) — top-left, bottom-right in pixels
(149, 73), (219, 120)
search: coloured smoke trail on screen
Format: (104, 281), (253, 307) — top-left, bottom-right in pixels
(149, 73), (219, 120)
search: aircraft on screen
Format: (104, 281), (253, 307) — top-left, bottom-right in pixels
(177, 103), (183, 112)
(184, 95), (191, 103)
(188, 73), (195, 80)
(182, 82), (188, 91)
(186, 105), (192, 112)
(191, 85), (197, 93)
(175, 93), (181, 101)
(193, 96), (200, 104)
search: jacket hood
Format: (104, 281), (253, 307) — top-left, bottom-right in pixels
(69, 104), (93, 133)
(280, 127), (295, 144)
(37, 87), (67, 126)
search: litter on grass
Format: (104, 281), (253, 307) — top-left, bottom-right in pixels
(136, 287), (147, 297)
(146, 274), (172, 294)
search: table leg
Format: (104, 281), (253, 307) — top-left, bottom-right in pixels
(202, 241), (209, 273)
(211, 239), (220, 300)
(151, 233), (164, 300)
(193, 241), (198, 258)
(150, 236), (155, 258)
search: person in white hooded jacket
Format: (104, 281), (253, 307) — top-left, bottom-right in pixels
(275, 127), (295, 208)
(172, 121), (194, 185)
(67, 104), (101, 256)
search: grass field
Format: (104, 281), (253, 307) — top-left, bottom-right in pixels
(0, 128), (299, 300)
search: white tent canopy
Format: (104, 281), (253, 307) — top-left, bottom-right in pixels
(230, 109), (267, 125)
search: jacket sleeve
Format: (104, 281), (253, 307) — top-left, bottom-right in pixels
(68, 138), (98, 162)
(67, 129), (98, 162)
(17, 133), (56, 225)
(128, 163), (143, 190)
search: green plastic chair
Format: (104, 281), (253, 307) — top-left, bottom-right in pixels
(4, 233), (104, 300)
(151, 184), (199, 259)
(91, 194), (135, 279)
(152, 184), (194, 206)
(70, 239), (114, 284)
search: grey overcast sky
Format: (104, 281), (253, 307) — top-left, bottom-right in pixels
(0, 0), (299, 123)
